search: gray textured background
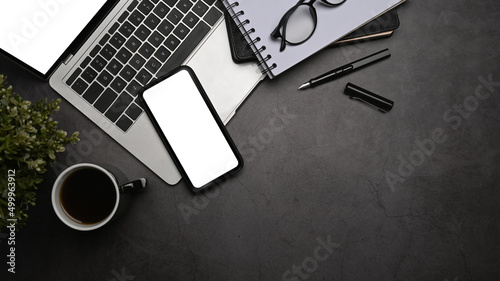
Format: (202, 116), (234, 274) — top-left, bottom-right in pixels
(1, 0), (499, 280)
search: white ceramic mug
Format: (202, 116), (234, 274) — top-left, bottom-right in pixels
(51, 163), (146, 231)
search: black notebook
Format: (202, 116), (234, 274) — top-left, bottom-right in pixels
(225, 9), (400, 64)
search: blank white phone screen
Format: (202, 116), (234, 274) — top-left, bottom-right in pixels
(143, 69), (239, 188)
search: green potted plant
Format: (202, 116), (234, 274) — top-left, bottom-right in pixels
(0, 75), (79, 231)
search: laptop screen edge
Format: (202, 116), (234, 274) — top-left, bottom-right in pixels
(0, 0), (119, 80)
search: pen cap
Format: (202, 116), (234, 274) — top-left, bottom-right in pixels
(344, 83), (394, 113)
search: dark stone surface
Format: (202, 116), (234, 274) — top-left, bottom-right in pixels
(1, 0), (499, 280)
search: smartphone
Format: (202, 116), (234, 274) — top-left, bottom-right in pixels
(140, 66), (243, 192)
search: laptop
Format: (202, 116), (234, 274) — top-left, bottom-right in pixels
(0, 0), (263, 184)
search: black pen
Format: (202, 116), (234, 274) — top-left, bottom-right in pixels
(298, 48), (391, 90)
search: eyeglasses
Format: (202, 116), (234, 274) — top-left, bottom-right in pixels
(271, 0), (347, 52)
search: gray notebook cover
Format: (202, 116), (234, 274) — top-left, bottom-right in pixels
(223, 0), (405, 78)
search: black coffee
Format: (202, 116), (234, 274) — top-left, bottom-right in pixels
(60, 167), (117, 225)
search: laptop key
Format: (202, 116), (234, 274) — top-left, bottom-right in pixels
(158, 21), (210, 76)
(145, 57), (161, 75)
(204, 7), (222, 26)
(94, 88), (118, 113)
(100, 44), (117, 61)
(144, 14), (160, 30)
(80, 57), (91, 68)
(81, 67), (98, 83)
(72, 78), (89, 95)
(214, 0), (224, 10)
(97, 70), (113, 87)
(82, 82), (103, 103)
(136, 69), (153, 86)
(193, 2), (209, 17)
(167, 8), (183, 25)
(154, 46), (171, 62)
(129, 10), (144, 26)
(126, 80), (142, 97)
(119, 21), (135, 38)
(158, 21), (175, 37)
(110, 33), (126, 49)
(125, 103), (143, 120)
(130, 54), (146, 70)
(116, 115), (133, 132)
(110, 76), (127, 93)
(90, 55), (106, 72)
(134, 25), (151, 41)
(108, 22), (120, 34)
(66, 68), (81, 86)
(118, 11), (129, 23)
(177, 0), (193, 14)
(182, 12), (199, 29)
(173, 23), (189, 40)
(138, 42), (154, 59)
(116, 47), (132, 64)
(89, 45), (101, 57)
(164, 35), (180, 51)
(106, 58), (123, 75)
(119, 65), (137, 81)
(99, 34), (110, 46)
(106, 93), (133, 122)
(125, 36), (141, 52)
(127, 0), (139, 12)
(153, 2), (170, 18)
(138, 0), (155, 15)
(148, 31), (165, 47)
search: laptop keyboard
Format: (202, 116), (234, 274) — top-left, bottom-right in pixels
(65, 0), (224, 132)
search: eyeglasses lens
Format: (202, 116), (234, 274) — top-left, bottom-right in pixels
(282, 5), (316, 44)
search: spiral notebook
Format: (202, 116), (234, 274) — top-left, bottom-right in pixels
(222, 0), (405, 78)
(225, 9), (400, 63)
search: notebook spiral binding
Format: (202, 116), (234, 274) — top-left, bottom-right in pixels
(257, 55), (271, 66)
(224, 1), (276, 76)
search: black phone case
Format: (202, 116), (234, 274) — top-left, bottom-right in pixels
(139, 66), (243, 192)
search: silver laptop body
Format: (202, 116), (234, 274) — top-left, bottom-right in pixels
(48, 0), (263, 184)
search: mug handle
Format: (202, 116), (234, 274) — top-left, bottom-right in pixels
(119, 178), (147, 194)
